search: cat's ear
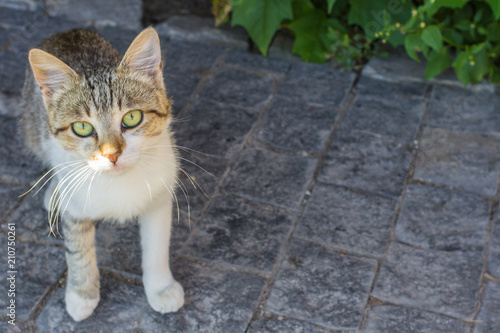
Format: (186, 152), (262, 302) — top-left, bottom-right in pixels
(28, 48), (78, 95)
(119, 27), (163, 84)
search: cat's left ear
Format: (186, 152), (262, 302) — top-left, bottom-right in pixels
(119, 27), (163, 85)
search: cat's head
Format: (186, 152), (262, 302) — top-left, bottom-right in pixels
(27, 28), (171, 173)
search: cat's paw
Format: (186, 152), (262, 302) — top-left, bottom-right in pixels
(146, 280), (184, 313)
(65, 289), (100, 322)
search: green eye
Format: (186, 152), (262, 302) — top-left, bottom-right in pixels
(72, 122), (94, 137)
(122, 110), (143, 128)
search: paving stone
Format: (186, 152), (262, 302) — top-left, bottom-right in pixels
(174, 154), (227, 220)
(96, 216), (191, 276)
(254, 96), (338, 153)
(427, 84), (500, 135)
(296, 184), (396, 257)
(318, 130), (412, 198)
(488, 204), (500, 279)
(0, 9), (82, 56)
(0, 184), (25, 221)
(201, 68), (275, 109)
(372, 242), (482, 318)
(0, 234), (65, 321)
(474, 281), (500, 333)
(223, 147), (317, 210)
(342, 95), (424, 146)
(165, 72), (200, 114)
(248, 317), (332, 333)
(45, 0), (141, 29)
(36, 259), (264, 332)
(277, 62), (355, 105)
(155, 15), (248, 49)
(0, 52), (25, 96)
(3, 189), (62, 244)
(183, 196), (294, 272)
(362, 50), (426, 82)
(224, 49), (291, 74)
(414, 127), (500, 197)
(364, 305), (470, 333)
(174, 98), (257, 160)
(0, 0), (43, 11)
(161, 39), (223, 76)
(266, 239), (376, 330)
(395, 184), (490, 252)
(356, 75), (427, 100)
(0, 120), (44, 185)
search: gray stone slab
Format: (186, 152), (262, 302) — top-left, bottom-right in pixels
(266, 239), (376, 330)
(248, 317), (332, 333)
(342, 95), (424, 146)
(318, 131), (412, 198)
(161, 39), (224, 76)
(0, 0), (43, 11)
(0, 52), (25, 95)
(278, 62), (355, 106)
(36, 259), (264, 332)
(96, 215), (191, 276)
(362, 49), (426, 82)
(174, 154), (227, 220)
(414, 127), (500, 197)
(174, 98), (257, 160)
(165, 72), (200, 114)
(372, 242), (482, 318)
(364, 305), (470, 333)
(0, 184), (25, 221)
(45, 0), (141, 30)
(254, 97), (338, 153)
(356, 75), (427, 100)
(0, 234), (65, 321)
(488, 204), (500, 279)
(0, 9), (82, 56)
(395, 184), (490, 252)
(475, 281), (500, 333)
(200, 68), (275, 109)
(183, 196), (294, 272)
(296, 184), (396, 257)
(3, 189), (61, 244)
(223, 147), (317, 210)
(0, 120), (43, 185)
(155, 15), (248, 49)
(224, 49), (291, 74)
(427, 84), (500, 135)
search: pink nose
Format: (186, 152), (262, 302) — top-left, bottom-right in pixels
(102, 152), (121, 163)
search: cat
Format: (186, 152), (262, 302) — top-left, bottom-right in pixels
(20, 27), (184, 321)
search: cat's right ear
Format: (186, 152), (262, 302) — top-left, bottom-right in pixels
(28, 48), (78, 96)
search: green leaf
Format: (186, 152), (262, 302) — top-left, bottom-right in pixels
(487, 22), (500, 42)
(292, 0), (314, 17)
(425, 49), (451, 80)
(436, 0), (469, 8)
(348, 0), (411, 39)
(327, 0), (337, 13)
(231, 0), (293, 56)
(289, 9), (333, 63)
(470, 49), (489, 83)
(421, 25), (443, 51)
(405, 34), (426, 62)
(488, 0), (500, 20)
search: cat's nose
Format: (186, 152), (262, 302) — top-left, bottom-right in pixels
(102, 151), (121, 163)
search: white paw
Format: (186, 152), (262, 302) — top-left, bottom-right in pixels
(65, 289), (100, 322)
(146, 280), (185, 313)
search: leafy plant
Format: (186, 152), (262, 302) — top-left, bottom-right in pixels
(212, 0), (500, 85)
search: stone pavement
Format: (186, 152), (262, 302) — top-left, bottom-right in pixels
(0, 1), (499, 332)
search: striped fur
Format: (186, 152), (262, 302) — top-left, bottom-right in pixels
(21, 28), (184, 321)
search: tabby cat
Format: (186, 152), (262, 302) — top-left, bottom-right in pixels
(21, 27), (184, 321)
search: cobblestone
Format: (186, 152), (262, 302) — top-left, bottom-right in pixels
(0, 4), (498, 330)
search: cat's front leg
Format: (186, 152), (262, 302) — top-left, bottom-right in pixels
(139, 198), (184, 313)
(63, 217), (100, 321)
